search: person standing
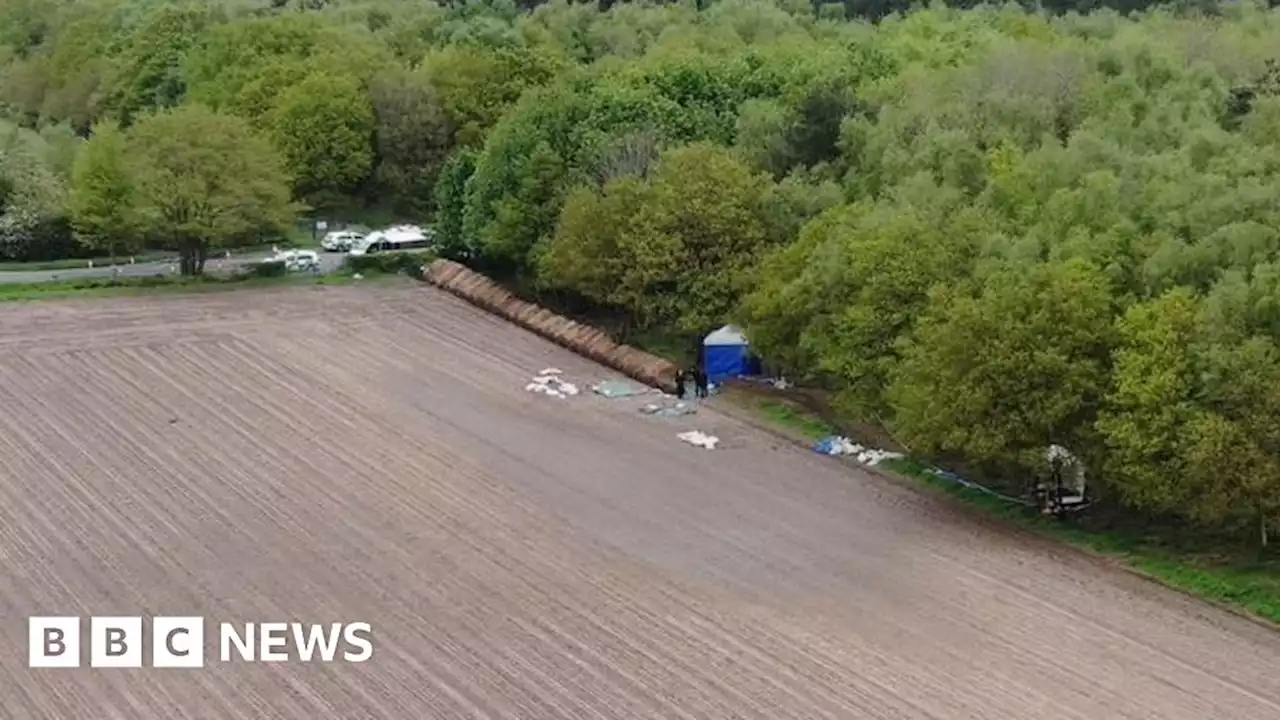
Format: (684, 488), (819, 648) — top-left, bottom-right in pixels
(694, 366), (709, 398)
(674, 368), (687, 399)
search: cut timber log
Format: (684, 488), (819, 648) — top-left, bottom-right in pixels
(423, 259), (678, 393)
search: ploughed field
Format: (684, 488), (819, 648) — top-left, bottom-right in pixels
(0, 283), (1278, 719)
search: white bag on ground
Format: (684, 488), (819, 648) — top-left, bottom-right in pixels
(678, 431), (719, 449)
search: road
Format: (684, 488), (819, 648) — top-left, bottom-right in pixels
(0, 250), (348, 283)
(0, 283), (1277, 718)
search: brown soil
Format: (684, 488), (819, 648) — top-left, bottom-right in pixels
(0, 283), (1277, 719)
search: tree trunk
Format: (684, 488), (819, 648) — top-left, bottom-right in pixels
(1262, 513), (1269, 548)
(178, 240), (196, 276)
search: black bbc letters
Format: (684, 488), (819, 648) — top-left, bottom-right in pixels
(167, 627), (189, 657)
(44, 627), (66, 657)
(31, 616), (198, 668)
(106, 627), (128, 656)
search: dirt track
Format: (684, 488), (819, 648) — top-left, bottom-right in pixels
(1, 282), (1278, 719)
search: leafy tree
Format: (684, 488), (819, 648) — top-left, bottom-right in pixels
(742, 178), (986, 417)
(105, 4), (210, 125)
(888, 260), (1114, 477)
(37, 122), (80, 180)
(460, 82), (583, 272)
(1195, 337), (1280, 544)
(37, 5), (119, 131)
(266, 72), (375, 206)
(186, 14), (325, 107)
(0, 0), (59, 56)
(420, 44), (565, 148)
(182, 14), (391, 113)
(735, 98), (793, 177)
(434, 148), (477, 261)
(370, 66), (454, 214)
(736, 79), (857, 179)
(0, 54), (50, 125)
(463, 50), (801, 275)
(760, 169), (844, 242)
(1097, 290), (1204, 516)
(1224, 58), (1280, 128)
(67, 120), (141, 264)
(127, 104), (297, 275)
(539, 143), (779, 333)
(1099, 289), (1280, 543)
(226, 60), (312, 126)
(0, 128), (73, 261)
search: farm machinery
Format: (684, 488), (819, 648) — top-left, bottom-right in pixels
(1030, 444), (1092, 517)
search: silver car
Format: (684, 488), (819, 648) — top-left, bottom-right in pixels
(320, 230), (364, 252)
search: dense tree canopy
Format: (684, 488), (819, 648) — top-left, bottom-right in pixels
(7, 0), (1280, 541)
(539, 143), (782, 332)
(890, 259), (1115, 474)
(0, 121), (73, 261)
(67, 119), (140, 262)
(266, 71), (375, 205)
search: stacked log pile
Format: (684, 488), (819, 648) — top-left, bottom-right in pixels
(423, 259), (678, 392)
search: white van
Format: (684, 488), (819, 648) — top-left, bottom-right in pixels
(348, 225), (434, 256)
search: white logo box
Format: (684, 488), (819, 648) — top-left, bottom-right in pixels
(29, 616), (204, 668)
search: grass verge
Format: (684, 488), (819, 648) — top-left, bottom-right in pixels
(0, 232), (348, 273)
(625, 327), (697, 367)
(0, 267), (403, 301)
(343, 250), (434, 277)
(0, 254), (176, 272)
(728, 394), (1280, 625)
(0, 249), (430, 301)
(0, 240), (323, 273)
(753, 398), (838, 440)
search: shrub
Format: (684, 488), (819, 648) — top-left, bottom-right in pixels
(343, 250), (434, 277)
(133, 274), (176, 287)
(247, 259), (288, 278)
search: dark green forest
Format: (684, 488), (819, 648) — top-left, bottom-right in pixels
(5, 0), (1280, 546)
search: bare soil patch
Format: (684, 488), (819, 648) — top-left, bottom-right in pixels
(1, 283), (1278, 719)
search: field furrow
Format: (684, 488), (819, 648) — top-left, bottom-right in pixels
(0, 283), (1277, 719)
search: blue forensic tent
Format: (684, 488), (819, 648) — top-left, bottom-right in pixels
(702, 325), (761, 383)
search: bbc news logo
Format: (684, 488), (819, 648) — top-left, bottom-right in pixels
(29, 616), (373, 668)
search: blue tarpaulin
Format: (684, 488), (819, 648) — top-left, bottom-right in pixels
(812, 436), (845, 455)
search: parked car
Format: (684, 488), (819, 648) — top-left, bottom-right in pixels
(321, 230), (364, 252)
(270, 249), (321, 272)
